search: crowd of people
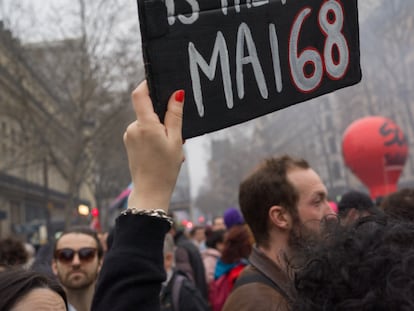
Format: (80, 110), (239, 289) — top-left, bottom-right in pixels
(1, 81), (414, 311)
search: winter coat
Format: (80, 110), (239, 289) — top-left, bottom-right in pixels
(222, 246), (295, 311)
(201, 247), (221, 285)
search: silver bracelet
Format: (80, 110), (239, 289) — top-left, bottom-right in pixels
(121, 207), (173, 226)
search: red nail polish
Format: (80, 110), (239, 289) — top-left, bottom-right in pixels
(175, 90), (185, 102)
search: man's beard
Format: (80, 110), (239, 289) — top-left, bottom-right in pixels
(287, 216), (339, 266)
(61, 270), (98, 290)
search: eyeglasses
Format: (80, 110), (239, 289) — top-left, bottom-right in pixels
(54, 248), (97, 264)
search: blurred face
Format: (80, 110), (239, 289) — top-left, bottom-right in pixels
(163, 252), (174, 272)
(11, 288), (66, 311)
(287, 168), (332, 234)
(213, 217), (226, 231)
(193, 228), (206, 243)
(52, 233), (101, 291)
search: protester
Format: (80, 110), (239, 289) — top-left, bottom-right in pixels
(210, 224), (253, 311)
(0, 236), (28, 271)
(160, 233), (210, 311)
(223, 207), (244, 229)
(381, 188), (414, 222)
(212, 216), (226, 231)
(0, 268), (67, 310)
(89, 81), (333, 311)
(52, 226), (103, 311)
(294, 216), (414, 310)
(202, 228), (225, 285)
(91, 81), (185, 311)
(171, 220), (208, 299)
(223, 156), (334, 311)
(337, 190), (381, 225)
(190, 225), (207, 251)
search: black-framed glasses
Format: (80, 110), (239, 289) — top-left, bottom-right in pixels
(54, 247), (97, 264)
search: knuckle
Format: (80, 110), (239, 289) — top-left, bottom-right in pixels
(131, 88), (143, 102)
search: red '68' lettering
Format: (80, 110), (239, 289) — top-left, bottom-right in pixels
(289, 0), (349, 93)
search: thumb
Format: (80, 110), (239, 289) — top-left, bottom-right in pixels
(164, 89), (185, 140)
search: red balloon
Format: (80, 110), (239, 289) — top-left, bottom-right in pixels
(342, 116), (408, 199)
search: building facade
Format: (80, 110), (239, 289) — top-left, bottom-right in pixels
(0, 22), (92, 241)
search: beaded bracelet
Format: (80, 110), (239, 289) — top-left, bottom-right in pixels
(121, 207), (174, 226)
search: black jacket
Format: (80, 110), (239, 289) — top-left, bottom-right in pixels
(160, 270), (210, 311)
(91, 214), (170, 311)
(174, 232), (208, 299)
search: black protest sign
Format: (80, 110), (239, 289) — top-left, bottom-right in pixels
(137, 0), (361, 139)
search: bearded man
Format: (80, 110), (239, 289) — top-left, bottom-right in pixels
(52, 226), (103, 311)
(223, 155), (334, 311)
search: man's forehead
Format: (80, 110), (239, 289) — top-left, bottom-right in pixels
(57, 232), (96, 248)
(214, 217), (224, 224)
(287, 167), (327, 195)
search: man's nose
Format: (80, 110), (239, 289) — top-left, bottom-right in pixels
(323, 200), (335, 216)
(71, 253), (81, 265)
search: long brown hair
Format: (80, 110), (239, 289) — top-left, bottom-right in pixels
(221, 224), (253, 264)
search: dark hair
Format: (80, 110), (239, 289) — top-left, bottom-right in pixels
(338, 190), (380, 217)
(294, 216), (414, 310)
(221, 225), (253, 264)
(239, 155), (309, 247)
(190, 226), (205, 237)
(106, 228), (114, 251)
(381, 188), (414, 222)
(0, 237), (28, 268)
(205, 229), (225, 249)
(0, 268), (67, 310)
(53, 226), (103, 259)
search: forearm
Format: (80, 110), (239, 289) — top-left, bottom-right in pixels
(91, 214), (170, 311)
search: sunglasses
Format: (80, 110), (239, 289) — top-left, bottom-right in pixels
(54, 247), (97, 264)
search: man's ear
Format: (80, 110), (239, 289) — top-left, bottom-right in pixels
(269, 205), (292, 230)
(98, 257), (103, 272)
(51, 259), (58, 276)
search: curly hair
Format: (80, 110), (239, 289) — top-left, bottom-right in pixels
(293, 216), (414, 310)
(221, 224), (253, 264)
(0, 237), (28, 268)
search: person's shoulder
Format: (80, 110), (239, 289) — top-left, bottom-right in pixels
(179, 275), (199, 293)
(178, 276), (210, 310)
(231, 281), (287, 299)
(201, 247), (220, 258)
(224, 283), (289, 311)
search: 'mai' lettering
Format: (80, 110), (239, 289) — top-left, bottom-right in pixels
(188, 32), (233, 117)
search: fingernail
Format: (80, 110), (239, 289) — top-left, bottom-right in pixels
(175, 90), (185, 103)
